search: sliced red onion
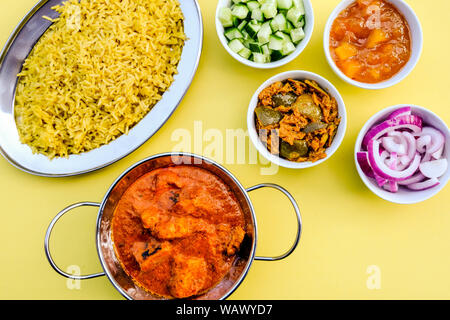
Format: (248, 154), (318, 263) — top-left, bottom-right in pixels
(381, 136), (407, 155)
(422, 152), (432, 162)
(432, 146), (444, 160)
(358, 108), (446, 194)
(419, 159), (448, 179)
(383, 180), (399, 193)
(397, 172), (426, 185)
(387, 106), (411, 120)
(415, 127), (445, 154)
(416, 135), (431, 153)
(362, 115), (422, 148)
(388, 131), (408, 145)
(399, 155), (411, 166)
(380, 150), (389, 162)
(367, 139), (421, 181)
(388, 152), (398, 169)
(401, 131), (416, 165)
(407, 178), (440, 191)
(356, 152), (375, 179)
(374, 172), (388, 187)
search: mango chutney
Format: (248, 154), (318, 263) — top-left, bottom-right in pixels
(329, 0), (411, 83)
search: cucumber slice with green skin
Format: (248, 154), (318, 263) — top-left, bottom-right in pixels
(225, 28), (244, 41)
(233, 0), (250, 4)
(237, 20), (248, 31)
(259, 0), (276, 4)
(290, 27), (305, 43)
(245, 21), (262, 38)
(281, 41), (296, 55)
(292, 0), (305, 11)
(252, 52), (268, 63)
(232, 4), (250, 20)
(247, 0), (260, 11)
(257, 21), (272, 44)
(284, 20), (294, 33)
(268, 34), (284, 50)
(286, 7), (304, 26)
(261, 2), (277, 19)
(261, 44), (271, 55)
(242, 29), (251, 40)
(274, 31), (290, 42)
(242, 39), (252, 49)
(271, 49), (284, 61)
(228, 39), (246, 53)
(293, 16), (304, 28)
(277, 0), (293, 10)
(232, 16), (240, 27)
(219, 7), (234, 28)
(270, 13), (287, 32)
(251, 8), (264, 21)
(277, 9), (288, 16)
(249, 42), (263, 53)
(238, 47), (252, 59)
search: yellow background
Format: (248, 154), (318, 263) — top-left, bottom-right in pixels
(0, 0), (449, 300)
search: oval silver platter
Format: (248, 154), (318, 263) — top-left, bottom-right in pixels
(0, 0), (203, 177)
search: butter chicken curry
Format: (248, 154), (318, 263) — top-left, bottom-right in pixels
(111, 166), (247, 299)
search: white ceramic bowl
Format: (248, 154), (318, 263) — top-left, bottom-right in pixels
(215, 0), (314, 69)
(247, 70), (347, 169)
(354, 105), (450, 204)
(323, 0), (423, 89)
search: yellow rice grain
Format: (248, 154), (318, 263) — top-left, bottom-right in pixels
(15, 0), (185, 158)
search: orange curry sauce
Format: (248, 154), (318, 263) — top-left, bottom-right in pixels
(111, 166), (247, 299)
(330, 0), (411, 83)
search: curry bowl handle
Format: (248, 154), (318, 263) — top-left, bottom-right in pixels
(44, 202), (106, 280)
(246, 183), (302, 262)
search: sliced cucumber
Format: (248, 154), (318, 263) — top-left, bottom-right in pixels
(261, 2), (277, 19)
(242, 29), (251, 40)
(251, 7), (264, 21)
(270, 13), (287, 32)
(293, 16), (305, 28)
(225, 27), (244, 41)
(247, 0), (260, 11)
(228, 39), (245, 53)
(221, 0), (305, 63)
(277, 0), (293, 10)
(249, 42), (263, 53)
(232, 15), (240, 27)
(237, 20), (248, 31)
(245, 20), (262, 38)
(292, 0), (305, 11)
(274, 31), (290, 42)
(257, 21), (272, 44)
(290, 27), (305, 43)
(281, 41), (296, 55)
(286, 7), (304, 26)
(284, 20), (294, 33)
(232, 4), (250, 19)
(238, 47), (252, 59)
(261, 44), (271, 55)
(271, 49), (284, 61)
(268, 34), (284, 50)
(252, 52), (268, 63)
(219, 7), (233, 28)
(242, 39), (251, 49)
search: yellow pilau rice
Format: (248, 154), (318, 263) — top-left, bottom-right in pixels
(15, 0), (185, 158)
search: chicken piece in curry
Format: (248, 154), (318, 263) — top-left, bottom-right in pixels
(112, 166), (247, 299)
